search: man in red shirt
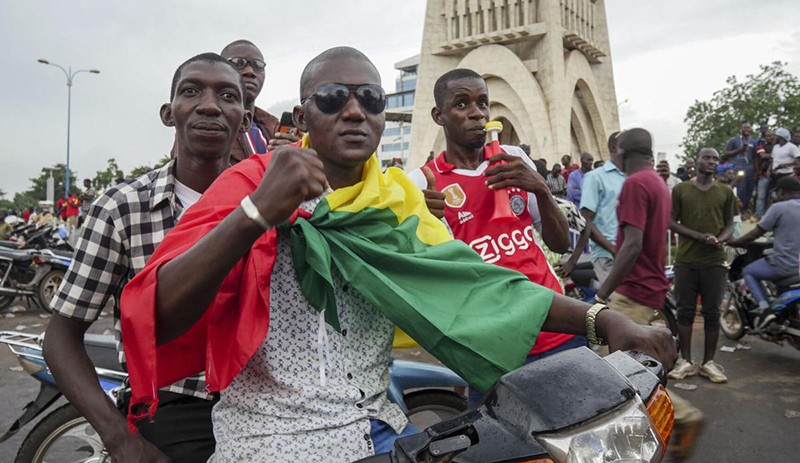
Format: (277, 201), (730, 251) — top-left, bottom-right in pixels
(593, 128), (703, 461)
(409, 69), (582, 405)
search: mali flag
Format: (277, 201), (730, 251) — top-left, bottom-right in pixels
(120, 138), (553, 423)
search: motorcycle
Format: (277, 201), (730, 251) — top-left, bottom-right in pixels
(0, 330), (467, 462)
(0, 224), (72, 252)
(0, 248), (72, 312)
(719, 242), (800, 348)
(358, 347), (674, 463)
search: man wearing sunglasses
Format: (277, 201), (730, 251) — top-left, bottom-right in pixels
(121, 47), (676, 462)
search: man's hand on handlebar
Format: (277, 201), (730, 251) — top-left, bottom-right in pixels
(598, 310), (677, 371)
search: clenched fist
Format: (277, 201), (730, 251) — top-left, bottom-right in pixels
(249, 146), (328, 225)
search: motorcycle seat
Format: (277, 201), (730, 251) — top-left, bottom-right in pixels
(0, 247), (33, 263)
(776, 274), (800, 288)
(48, 249), (74, 259)
(0, 240), (20, 249)
(574, 261), (594, 271)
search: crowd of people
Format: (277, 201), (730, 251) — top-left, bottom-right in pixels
(545, 125), (800, 459)
(1, 36), (793, 463)
(0, 178), (105, 243)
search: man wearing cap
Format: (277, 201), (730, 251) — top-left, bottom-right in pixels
(727, 176), (800, 324)
(771, 128), (800, 182)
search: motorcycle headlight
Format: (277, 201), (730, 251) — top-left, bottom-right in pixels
(536, 396), (665, 463)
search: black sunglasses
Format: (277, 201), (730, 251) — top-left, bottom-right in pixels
(301, 83), (386, 115)
(227, 57), (266, 71)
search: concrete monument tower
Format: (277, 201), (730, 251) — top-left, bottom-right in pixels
(408, 0), (619, 167)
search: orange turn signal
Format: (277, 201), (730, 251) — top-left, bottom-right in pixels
(646, 385), (674, 445)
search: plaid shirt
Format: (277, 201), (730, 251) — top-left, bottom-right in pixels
(546, 173), (567, 195)
(51, 161), (211, 399)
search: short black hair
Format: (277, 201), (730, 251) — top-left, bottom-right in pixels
(299, 47), (378, 99)
(775, 175), (800, 193)
(170, 52), (244, 101)
(608, 131), (620, 152)
(617, 128), (653, 158)
(221, 39), (258, 57)
(433, 69), (483, 107)
(532, 159), (547, 177)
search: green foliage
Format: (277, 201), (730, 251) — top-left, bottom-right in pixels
(128, 154), (172, 179)
(26, 164), (78, 201)
(681, 61), (800, 162)
(93, 158), (124, 189)
(0, 189), (13, 212)
(12, 191), (39, 211)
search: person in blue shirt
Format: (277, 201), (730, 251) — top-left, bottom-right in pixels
(727, 175), (800, 326)
(724, 122), (756, 216)
(560, 133), (624, 285)
(566, 151), (594, 206)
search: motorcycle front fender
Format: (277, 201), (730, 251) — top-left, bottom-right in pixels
(28, 264), (53, 287)
(0, 381), (62, 443)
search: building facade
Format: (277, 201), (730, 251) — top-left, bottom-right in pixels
(408, 0), (619, 168)
(378, 55), (419, 168)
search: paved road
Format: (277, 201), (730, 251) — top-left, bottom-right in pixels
(1, 303), (799, 462)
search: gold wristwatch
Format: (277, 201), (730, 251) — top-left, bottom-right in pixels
(585, 303), (609, 346)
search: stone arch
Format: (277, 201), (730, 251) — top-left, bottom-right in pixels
(564, 50), (611, 159)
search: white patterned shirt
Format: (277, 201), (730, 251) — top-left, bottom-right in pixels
(210, 198), (407, 462)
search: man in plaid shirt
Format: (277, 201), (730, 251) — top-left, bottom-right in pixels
(42, 52), (251, 463)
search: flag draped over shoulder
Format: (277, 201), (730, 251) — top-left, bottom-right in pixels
(120, 137), (553, 426)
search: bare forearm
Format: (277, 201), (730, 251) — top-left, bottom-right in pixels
(727, 226), (764, 246)
(43, 315), (129, 449)
(590, 223), (616, 254)
(716, 221), (735, 242)
(535, 192), (570, 253)
(156, 207), (264, 344)
(541, 293), (627, 339)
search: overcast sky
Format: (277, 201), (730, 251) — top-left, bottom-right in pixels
(1, 0), (798, 197)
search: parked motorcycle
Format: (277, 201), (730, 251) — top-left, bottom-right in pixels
(0, 248), (71, 312)
(0, 330), (467, 462)
(720, 242), (800, 348)
(358, 347), (674, 463)
(0, 224), (72, 252)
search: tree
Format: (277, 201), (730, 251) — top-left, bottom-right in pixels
(0, 189), (14, 212)
(681, 61), (800, 162)
(12, 191), (39, 211)
(128, 154), (172, 179)
(26, 164), (78, 201)
(93, 158), (124, 189)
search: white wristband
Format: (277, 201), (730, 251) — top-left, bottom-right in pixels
(240, 195), (272, 230)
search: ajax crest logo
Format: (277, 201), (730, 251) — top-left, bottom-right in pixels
(442, 183), (466, 208)
(510, 195), (526, 216)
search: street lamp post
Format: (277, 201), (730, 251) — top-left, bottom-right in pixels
(37, 59), (100, 198)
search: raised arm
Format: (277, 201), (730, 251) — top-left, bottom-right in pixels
(154, 147), (327, 344)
